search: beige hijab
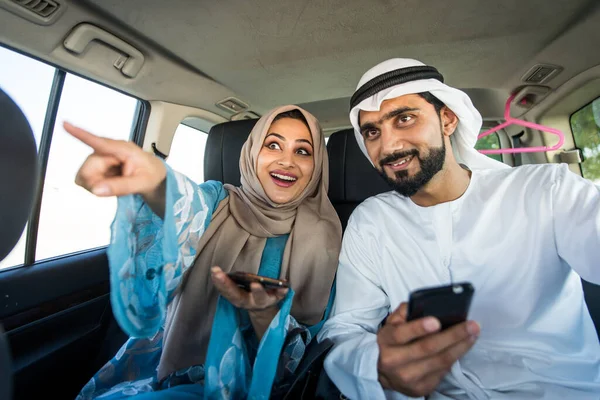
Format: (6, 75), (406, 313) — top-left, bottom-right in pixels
(158, 105), (342, 380)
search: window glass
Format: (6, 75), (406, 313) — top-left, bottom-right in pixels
(35, 74), (138, 261)
(570, 97), (600, 184)
(166, 120), (208, 184)
(475, 132), (502, 163)
(0, 46), (55, 269)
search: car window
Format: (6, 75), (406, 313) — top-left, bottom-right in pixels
(0, 46), (140, 269)
(570, 97), (600, 184)
(475, 132), (503, 163)
(35, 74), (138, 261)
(166, 120), (208, 184)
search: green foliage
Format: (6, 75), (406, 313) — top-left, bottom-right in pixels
(475, 132), (502, 163)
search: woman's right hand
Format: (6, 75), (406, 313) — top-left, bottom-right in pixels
(64, 122), (167, 199)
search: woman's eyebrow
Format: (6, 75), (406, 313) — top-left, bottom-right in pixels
(266, 132), (285, 141)
(296, 138), (313, 149)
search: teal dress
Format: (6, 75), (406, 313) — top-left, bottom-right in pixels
(77, 165), (333, 399)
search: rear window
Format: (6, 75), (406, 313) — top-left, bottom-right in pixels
(475, 132), (502, 163)
(570, 97), (600, 184)
(166, 119), (208, 184)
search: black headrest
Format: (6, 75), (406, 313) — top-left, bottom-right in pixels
(204, 119), (258, 185)
(327, 129), (390, 203)
(0, 89), (38, 260)
(0, 88), (37, 400)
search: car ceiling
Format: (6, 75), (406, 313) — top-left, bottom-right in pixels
(1, 0), (600, 130)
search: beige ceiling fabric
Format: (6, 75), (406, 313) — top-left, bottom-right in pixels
(85, 0), (590, 111)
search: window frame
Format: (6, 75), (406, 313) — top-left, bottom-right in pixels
(0, 43), (151, 271)
(569, 96), (600, 181)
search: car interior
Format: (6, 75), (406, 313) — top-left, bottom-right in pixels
(0, 0), (599, 398)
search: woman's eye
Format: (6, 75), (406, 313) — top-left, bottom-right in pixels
(296, 148), (311, 156)
(267, 142), (281, 150)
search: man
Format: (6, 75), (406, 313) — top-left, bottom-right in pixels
(318, 58), (600, 399)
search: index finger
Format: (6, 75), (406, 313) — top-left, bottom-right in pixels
(404, 321), (479, 361)
(380, 316), (442, 346)
(63, 122), (126, 157)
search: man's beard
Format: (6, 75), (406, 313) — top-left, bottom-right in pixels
(377, 138), (446, 197)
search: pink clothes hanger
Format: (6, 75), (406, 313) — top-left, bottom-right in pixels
(477, 93), (565, 154)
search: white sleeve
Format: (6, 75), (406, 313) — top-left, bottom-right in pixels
(552, 164), (600, 284)
(318, 218), (421, 400)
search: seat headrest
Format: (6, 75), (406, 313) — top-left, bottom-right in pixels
(0, 88), (37, 400)
(327, 129), (390, 203)
(204, 119), (258, 185)
(0, 89), (38, 261)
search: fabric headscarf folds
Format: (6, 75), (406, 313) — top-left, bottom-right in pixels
(349, 58), (508, 170)
(158, 105), (342, 380)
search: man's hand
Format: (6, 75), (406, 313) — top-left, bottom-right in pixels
(377, 302), (480, 397)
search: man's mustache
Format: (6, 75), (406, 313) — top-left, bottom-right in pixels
(379, 149), (419, 169)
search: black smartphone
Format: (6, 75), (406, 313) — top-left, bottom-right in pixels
(227, 271), (289, 291)
(406, 282), (475, 330)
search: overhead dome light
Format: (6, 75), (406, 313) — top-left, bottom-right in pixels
(216, 97), (249, 113)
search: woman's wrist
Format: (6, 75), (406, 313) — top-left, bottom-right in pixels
(248, 305), (280, 339)
(248, 304), (279, 320)
(141, 177), (167, 218)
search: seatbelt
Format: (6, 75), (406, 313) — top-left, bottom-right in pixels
(512, 131), (525, 166)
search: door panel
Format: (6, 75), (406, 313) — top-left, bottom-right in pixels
(0, 249), (125, 400)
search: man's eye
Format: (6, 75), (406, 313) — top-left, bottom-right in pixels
(365, 129), (378, 138)
(398, 115), (413, 124)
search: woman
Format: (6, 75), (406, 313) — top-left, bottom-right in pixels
(68, 106), (342, 399)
